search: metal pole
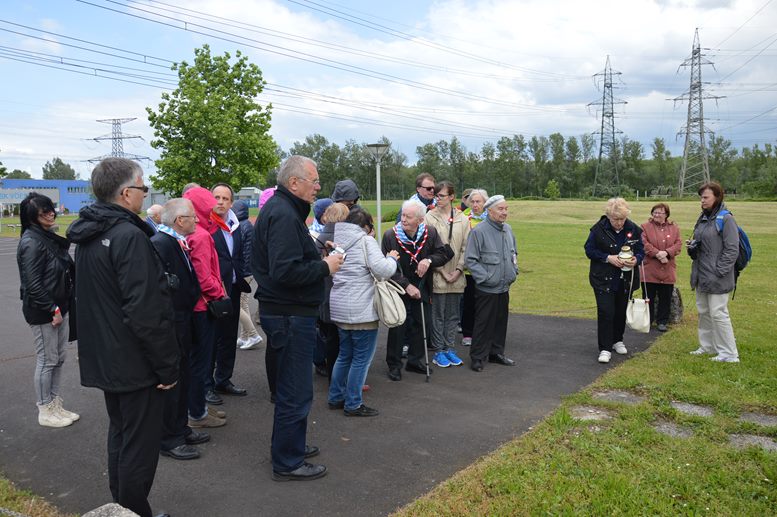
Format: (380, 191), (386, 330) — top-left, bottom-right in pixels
(376, 159), (382, 239)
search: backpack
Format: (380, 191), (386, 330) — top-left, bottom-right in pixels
(715, 209), (752, 273)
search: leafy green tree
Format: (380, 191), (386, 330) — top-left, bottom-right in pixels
(544, 179), (560, 199)
(42, 157), (77, 179)
(6, 169), (32, 179)
(146, 44), (279, 194)
(0, 153), (6, 178)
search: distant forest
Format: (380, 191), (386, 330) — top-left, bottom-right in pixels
(284, 133), (777, 200)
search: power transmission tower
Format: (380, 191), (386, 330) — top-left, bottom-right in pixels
(88, 118), (149, 164)
(588, 56), (627, 197)
(674, 29), (722, 196)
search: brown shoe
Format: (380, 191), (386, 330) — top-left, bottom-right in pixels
(189, 413), (226, 428)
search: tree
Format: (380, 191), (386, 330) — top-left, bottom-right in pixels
(6, 169), (32, 179)
(147, 44), (279, 195)
(544, 179), (560, 199)
(42, 157), (77, 179)
(0, 152), (6, 178)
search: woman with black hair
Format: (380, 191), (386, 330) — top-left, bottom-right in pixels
(16, 192), (79, 427)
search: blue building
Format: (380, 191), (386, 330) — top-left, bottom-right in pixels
(0, 179), (92, 213)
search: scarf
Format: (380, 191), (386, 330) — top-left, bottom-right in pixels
(210, 211), (234, 234)
(309, 220), (326, 234)
(410, 192), (437, 211)
(394, 222), (428, 265)
(158, 224), (191, 251)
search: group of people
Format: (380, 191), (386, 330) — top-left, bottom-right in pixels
(585, 181), (740, 364)
(15, 152), (740, 515)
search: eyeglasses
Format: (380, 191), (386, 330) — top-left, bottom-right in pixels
(178, 214), (196, 219)
(126, 185), (149, 193)
(652, 211), (666, 215)
(296, 176), (321, 185)
(436, 193), (452, 199)
(420, 186), (435, 192)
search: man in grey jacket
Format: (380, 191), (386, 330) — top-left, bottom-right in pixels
(464, 195), (518, 372)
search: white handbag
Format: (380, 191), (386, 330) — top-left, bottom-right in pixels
(626, 263), (650, 333)
(362, 239), (406, 328)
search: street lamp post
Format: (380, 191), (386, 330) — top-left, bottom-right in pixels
(366, 143), (389, 238)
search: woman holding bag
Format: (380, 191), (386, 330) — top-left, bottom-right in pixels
(641, 203), (682, 332)
(328, 208), (398, 416)
(584, 198), (644, 364)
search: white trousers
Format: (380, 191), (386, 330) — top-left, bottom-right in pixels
(239, 276), (259, 340)
(695, 290), (738, 359)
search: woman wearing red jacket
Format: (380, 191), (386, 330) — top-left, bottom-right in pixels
(640, 203), (682, 332)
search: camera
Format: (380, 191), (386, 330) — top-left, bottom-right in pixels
(329, 246), (346, 256)
(686, 239), (699, 260)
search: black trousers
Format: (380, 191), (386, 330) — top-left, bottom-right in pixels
(386, 298), (432, 370)
(645, 282), (673, 325)
(161, 316), (193, 451)
(594, 288), (628, 352)
(461, 275), (477, 338)
(470, 289), (510, 361)
(104, 385), (165, 517)
(318, 321), (340, 380)
(210, 283), (242, 389)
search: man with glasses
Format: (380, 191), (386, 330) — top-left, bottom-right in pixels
(253, 155), (344, 481)
(68, 158), (179, 517)
(396, 173), (437, 222)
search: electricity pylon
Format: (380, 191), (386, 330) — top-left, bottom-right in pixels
(674, 29), (721, 196)
(588, 56), (627, 197)
(88, 118), (149, 163)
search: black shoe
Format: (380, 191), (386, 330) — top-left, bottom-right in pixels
(185, 430), (210, 445)
(328, 400), (345, 410)
(405, 362), (431, 375)
(160, 444), (200, 460)
(214, 382), (247, 396)
(344, 404), (379, 417)
(272, 462), (327, 482)
(488, 354), (515, 366)
(304, 445), (320, 458)
(314, 364), (327, 377)
(471, 359), (484, 372)
(205, 390), (224, 405)
(388, 368), (402, 381)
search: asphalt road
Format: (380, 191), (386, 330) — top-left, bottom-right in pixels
(0, 236), (655, 517)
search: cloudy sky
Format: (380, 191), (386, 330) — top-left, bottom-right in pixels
(1, 0), (775, 181)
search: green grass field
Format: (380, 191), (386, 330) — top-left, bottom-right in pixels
(2, 199), (775, 515)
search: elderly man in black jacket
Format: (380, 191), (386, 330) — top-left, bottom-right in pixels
(382, 199), (449, 381)
(152, 198), (210, 461)
(253, 155), (343, 482)
(67, 158), (178, 517)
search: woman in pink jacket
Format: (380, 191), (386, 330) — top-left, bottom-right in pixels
(640, 203), (682, 332)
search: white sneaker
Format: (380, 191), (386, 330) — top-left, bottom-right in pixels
(598, 350), (612, 363)
(689, 348), (711, 356)
(54, 396), (80, 422)
(38, 400), (73, 428)
(462, 337), (472, 346)
(613, 341), (627, 355)
(236, 338), (247, 349)
(710, 355), (740, 363)
(239, 335), (263, 350)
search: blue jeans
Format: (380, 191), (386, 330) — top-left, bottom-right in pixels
(260, 313), (317, 473)
(328, 328), (378, 411)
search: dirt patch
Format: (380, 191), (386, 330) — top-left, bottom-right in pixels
(728, 434), (777, 452)
(739, 412), (777, 428)
(671, 401), (714, 417)
(653, 420), (694, 439)
(592, 390), (646, 405)
(570, 405), (614, 421)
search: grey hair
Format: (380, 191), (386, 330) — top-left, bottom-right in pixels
(468, 189), (489, 203)
(276, 155), (317, 187)
(182, 182), (200, 195)
(161, 198), (193, 227)
(147, 204), (163, 218)
(401, 199), (426, 219)
(605, 197), (631, 218)
(91, 158), (143, 203)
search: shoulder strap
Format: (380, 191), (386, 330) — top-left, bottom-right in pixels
(715, 209), (730, 233)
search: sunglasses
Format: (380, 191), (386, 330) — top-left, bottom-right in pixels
(126, 185), (149, 193)
(420, 186), (435, 192)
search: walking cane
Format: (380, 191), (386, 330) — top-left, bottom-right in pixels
(419, 298), (430, 383)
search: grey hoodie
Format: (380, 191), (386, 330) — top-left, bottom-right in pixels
(690, 203), (739, 294)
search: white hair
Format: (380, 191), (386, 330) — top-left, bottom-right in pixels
(160, 198), (193, 227)
(401, 199), (426, 219)
(276, 155), (317, 187)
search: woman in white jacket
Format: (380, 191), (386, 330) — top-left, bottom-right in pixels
(328, 207), (399, 416)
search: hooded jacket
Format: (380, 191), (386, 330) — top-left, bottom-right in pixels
(233, 200), (254, 277)
(690, 203), (739, 294)
(252, 184), (330, 316)
(331, 179), (360, 204)
(183, 187), (225, 311)
(17, 224), (74, 325)
(330, 222), (397, 324)
(66, 202), (178, 392)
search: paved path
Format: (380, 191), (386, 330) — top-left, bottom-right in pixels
(0, 237), (655, 516)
